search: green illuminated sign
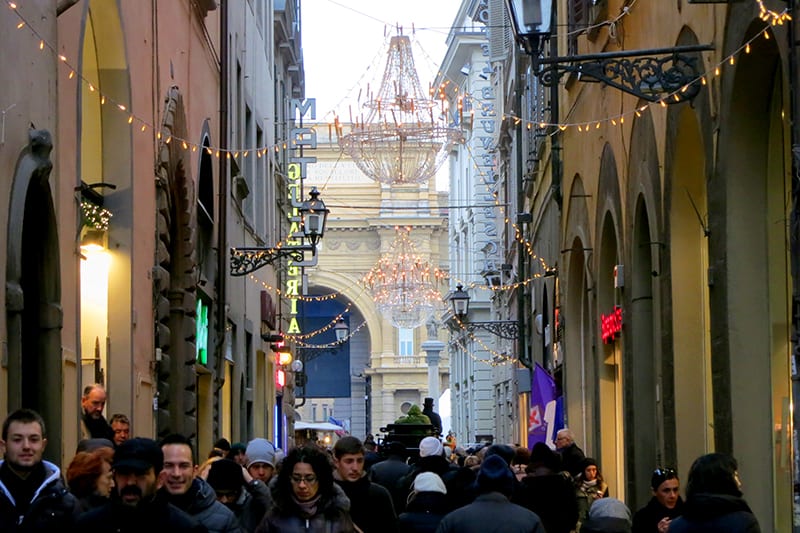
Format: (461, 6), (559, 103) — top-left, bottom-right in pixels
(196, 299), (209, 365)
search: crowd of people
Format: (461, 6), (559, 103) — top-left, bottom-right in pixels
(0, 396), (761, 532)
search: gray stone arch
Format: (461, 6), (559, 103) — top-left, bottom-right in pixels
(5, 130), (63, 461)
(713, 12), (790, 529)
(624, 107), (662, 510)
(594, 143), (624, 498)
(154, 87), (199, 440)
(562, 174), (596, 454)
(663, 26), (716, 485)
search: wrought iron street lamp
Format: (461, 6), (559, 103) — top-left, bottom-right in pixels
(334, 318), (349, 342)
(447, 284), (519, 340)
(505, 0), (713, 104)
(230, 187), (329, 275)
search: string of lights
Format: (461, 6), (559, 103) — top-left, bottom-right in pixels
(8, 1), (791, 155)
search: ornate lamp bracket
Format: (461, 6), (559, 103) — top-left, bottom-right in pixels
(536, 44), (714, 104)
(230, 244), (315, 276)
(464, 320), (519, 340)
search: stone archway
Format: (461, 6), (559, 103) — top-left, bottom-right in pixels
(153, 87), (199, 440)
(6, 130), (63, 461)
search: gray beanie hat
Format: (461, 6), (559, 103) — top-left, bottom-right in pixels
(245, 438), (276, 469)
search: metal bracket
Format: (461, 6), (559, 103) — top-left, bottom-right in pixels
(463, 320), (520, 340)
(230, 244), (315, 276)
(536, 44), (714, 104)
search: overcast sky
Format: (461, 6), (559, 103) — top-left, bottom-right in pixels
(301, 0), (463, 123)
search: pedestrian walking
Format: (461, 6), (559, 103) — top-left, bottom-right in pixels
(206, 458), (271, 532)
(369, 441), (412, 512)
(667, 453), (760, 533)
(398, 472), (449, 533)
(435, 455), (545, 533)
(0, 408), (82, 531)
(66, 446), (115, 512)
(554, 428), (585, 478)
(255, 445), (355, 532)
(160, 433), (242, 533)
(80, 384), (115, 441)
(580, 498), (632, 533)
(632, 467), (683, 533)
(333, 435), (398, 533)
(575, 457), (608, 527)
(76, 437), (206, 531)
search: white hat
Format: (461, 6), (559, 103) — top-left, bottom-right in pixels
(413, 472), (447, 494)
(419, 436), (444, 458)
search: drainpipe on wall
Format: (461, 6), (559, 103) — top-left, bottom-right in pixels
(216, 0), (229, 424)
(786, 0), (800, 514)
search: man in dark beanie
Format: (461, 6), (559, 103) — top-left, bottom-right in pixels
(437, 455), (546, 532)
(207, 458), (272, 532)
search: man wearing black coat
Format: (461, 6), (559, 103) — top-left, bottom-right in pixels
(333, 436), (398, 533)
(436, 455), (545, 533)
(77, 437), (207, 532)
(555, 428), (585, 479)
(422, 398), (443, 436)
(370, 441), (412, 512)
(0, 409), (81, 532)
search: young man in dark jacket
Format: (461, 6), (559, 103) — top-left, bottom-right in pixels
(333, 435), (398, 533)
(0, 408), (81, 532)
(76, 437), (207, 532)
(160, 434), (243, 533)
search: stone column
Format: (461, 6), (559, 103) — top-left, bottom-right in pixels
(421, 340), (445, 402)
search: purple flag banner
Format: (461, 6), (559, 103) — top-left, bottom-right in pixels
(529, 363), (558, 449)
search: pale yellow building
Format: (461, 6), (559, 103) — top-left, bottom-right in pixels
(299, 124), (450, 438)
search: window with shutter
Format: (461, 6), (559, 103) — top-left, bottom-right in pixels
(488, 0), (510, 61)
(567, 0), (588, 56)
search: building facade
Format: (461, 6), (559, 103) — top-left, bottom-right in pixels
(300, 124), (450, 439)
(1, 0), (301, 463)
(477, 0), (798, 528)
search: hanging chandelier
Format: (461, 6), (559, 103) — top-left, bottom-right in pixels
(362, 227), (447, 329)
(339, 34), (463, 186)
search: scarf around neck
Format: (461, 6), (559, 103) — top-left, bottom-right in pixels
(292, 493), (322, 518)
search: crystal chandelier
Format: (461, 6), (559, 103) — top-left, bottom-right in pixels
(363, 228), (447, 329)
(339, 35), (463, 186)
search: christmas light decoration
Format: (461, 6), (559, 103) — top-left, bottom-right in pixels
(339, 34), (463, 185)
(362, 227), (447, 329)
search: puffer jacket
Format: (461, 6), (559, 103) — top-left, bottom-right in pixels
(255, 480), (355, 533)
(0, 460), (81, 532)
(175, 478), (243, 533)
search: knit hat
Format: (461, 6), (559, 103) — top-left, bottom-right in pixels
(485, 444), (515, 466)
(413, 472), (447, 494)
(245, 438), (276, 468)
(589, 497), (632, 522)
(477, 454), (514, 495)
(207, 459), (245, 492)
(419, 436), (444, 458)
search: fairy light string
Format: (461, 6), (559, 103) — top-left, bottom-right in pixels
(7, 0), (791, 152)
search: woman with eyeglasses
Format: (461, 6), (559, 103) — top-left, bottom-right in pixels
(632, 467), (683, 533)
(667, 453), (759, 533)
(255, 444), (355, 532)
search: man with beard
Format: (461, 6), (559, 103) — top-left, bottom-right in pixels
(80, 384), (115, 442)
(0, 409), (81, 531)
(76, 437), (206, 532)
(160, 434), (242, 533)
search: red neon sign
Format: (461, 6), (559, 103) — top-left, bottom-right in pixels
(601, 306), (623, 344)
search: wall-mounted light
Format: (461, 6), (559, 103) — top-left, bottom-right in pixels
(80, 228), (107, 253)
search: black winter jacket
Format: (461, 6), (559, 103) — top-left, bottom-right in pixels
(632, 496), (683, 533)
(0, 460), (81, 532)
(75, 491), (208, 532)
(667, 493), (760, 533)
(398, 491), (448, 533)
(334, 474), (398, 533)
